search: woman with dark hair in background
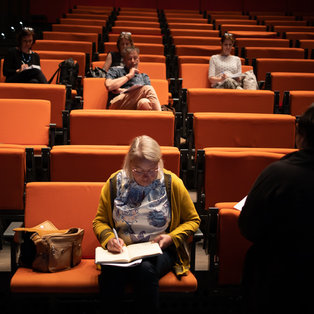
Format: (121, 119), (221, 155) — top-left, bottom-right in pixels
(3, 27), (47, 83)
(103, 31), (134, 72)
(208, 32), (242, 89)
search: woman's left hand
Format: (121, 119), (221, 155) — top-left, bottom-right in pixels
(153, 234), (173, 249)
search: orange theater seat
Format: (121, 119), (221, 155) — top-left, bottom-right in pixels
(282, 90), (314, 116)
(0, 99), (52, 154)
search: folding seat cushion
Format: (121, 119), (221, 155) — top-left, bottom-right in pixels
(0, 99), (51, 154)
(0, 83), (66, 128)
(39, 59), (65, 84)
(254, 58), (314, 81)
(0, 145), (25, 210)
(187, 89), (275, 113)
(193, 112), (296, 152)
(50, 145), (180, 181)
(69, 110), (175, 146)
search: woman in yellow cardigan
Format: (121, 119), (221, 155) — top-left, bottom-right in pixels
(93, 135), (200, 314)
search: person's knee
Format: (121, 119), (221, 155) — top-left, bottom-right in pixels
(137, 98), (152, 110)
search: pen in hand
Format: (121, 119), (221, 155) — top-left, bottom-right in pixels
(113, 228), (123, 252)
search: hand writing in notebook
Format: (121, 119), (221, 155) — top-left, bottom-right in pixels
(153, 234), (173, 249)
(107, 228), (124, 253)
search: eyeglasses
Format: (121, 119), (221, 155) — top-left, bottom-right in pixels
(23, 27), (34, 32)
(224, 32), (234, 38)
(132, 168), (158, 177)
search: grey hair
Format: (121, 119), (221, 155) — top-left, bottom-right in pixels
(123, 135), (164, 178)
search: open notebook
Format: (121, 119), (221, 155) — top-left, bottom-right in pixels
(95, 241), (162, 267)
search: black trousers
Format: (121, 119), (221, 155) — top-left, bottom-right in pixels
(6, 68), (48, 83)
(98, 245), (177, 314)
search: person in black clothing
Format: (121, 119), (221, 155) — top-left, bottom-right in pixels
(103, 31), (134, 72)
(238, 103), (314, 314)
(3, 27), (47, 83)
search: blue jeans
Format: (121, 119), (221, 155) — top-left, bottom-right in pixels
(98, 245), (176, 314)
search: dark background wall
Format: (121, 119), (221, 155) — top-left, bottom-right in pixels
(1, 0), (313, 26)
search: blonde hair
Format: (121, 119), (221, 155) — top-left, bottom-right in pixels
(123, 135), (164, 178)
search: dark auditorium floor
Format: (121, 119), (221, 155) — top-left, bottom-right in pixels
(0, 238), (244, 314)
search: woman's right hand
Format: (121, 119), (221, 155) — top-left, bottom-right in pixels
(17, 64), (29, 72)
(107, 237), (125, 253)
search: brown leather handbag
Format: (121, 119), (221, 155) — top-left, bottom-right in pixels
(14, 221), (84, 272)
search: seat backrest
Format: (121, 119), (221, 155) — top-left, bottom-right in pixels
(33, 40), (93, 63)
(214, 19), (257, 26)
(139, 62), (167, 80)
(95, 54), (166, 63)
(203, 149), (291, 207)
(35, 50), (86, 77)
(172, 36), (220, 46)
(288, 90), (314, 116)
(254, 58), (314, 81)
(103, 42), (164, 55)
(0, 145), (25, 210)
(24, 182), (104, 258)
(59, 17), (107, 26)
(110, 26), (162, 35)
(52, 23), (103, 35)
(268, 72), (314, 103)
(187, 89), (275, 113)
(50, 145), (180, 181)
(150, 79), (170, 106)
(168, 23), (213, 30)
(108, 33), (163, 44)
(69, 110), (175, 146)
(0, 99), (51, 145)
(236, 38), (290, 51)
(83, 77), (107, 109)
(170, 29), (219, 37)
(0, 82), (66, 128)
(114, 20), (160, 28)
(180, 63), (250, 88)
(193, 112), (296, 151)
(40, 59), (64, 84)
(175, 45), (222, 57)
(244, 47), (305, 63)
(220, 24), (267, 34)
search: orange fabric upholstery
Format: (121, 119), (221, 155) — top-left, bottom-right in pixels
(243, 47), (305, 64)
(202, 148), (294, 207)
(168, 23), (213, 30)
(50, 145), (180, 181)
(82, 78), (169, 108)
(33, 40), (93, 63)
(264, 20), (307, 27)
(166, 17), (207, 23)
(0, 99), (51, 153)
(209, 14), (249, 21)
(83, 77), (107, 109)
(114, 16), (159, 22)
(0, 83), (66, 128)
(216, 208), (252, 285)
(107, 33), (163, 44)
(10, 182), (197, 294)
(0, 145), (25, 210)
(52, 23), (103, 35)
(180, 63), (251, 88)
(298, 39), (314, 58)
(103, 42), (164, 55)
(172, 36), (220, 46)
(114, 20), (160, 28)
(254, 58), (314, 81)
(178, 56), (246, 65)
(193, 112), (296, 152)
(96, 54), (166, 63)
(138, 62), (167, 80)
(284, 32), (314, 42)
(288, 91), (314, 116)
(236, 38), (290, 50)
(228, 31), (277, 38)
(65, 13), (110, 20)
(175, 45), (223, 57)
(214, 19), (257, 26)
(274, 26), (314, 37)
(59, 17), (107, 26)
(69, 110), (175, 146)
(110, 26), (162, 35)
(34, 50), (86, 77)
(220, 24), (267, 34)
(187, 89), (275, 113)
(169, 29), (219, 37)
(268, 72), (314, 103)
(39, 59), (64, 84)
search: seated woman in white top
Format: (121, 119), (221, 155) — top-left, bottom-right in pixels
(208, 33), (242, 89)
